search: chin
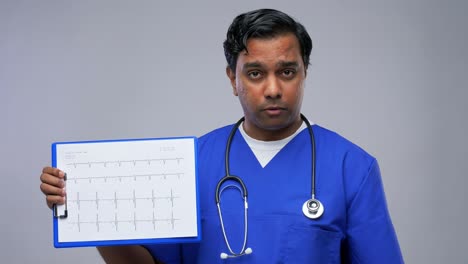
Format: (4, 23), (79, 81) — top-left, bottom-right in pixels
(259, 119), (292, 131)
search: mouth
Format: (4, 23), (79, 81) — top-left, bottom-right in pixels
(263, 106), (286, 116)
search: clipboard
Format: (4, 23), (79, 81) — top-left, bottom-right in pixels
(51, 136), (200, 248)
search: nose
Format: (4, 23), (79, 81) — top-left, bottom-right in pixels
(264, 76), (282, 99)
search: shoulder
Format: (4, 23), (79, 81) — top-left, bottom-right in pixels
(196, 124), (236, 156)
(314, 126), (403, 261)
(199, 124), (234, 141)
(312, 125), (379, 200)
(198, 124), (234, 145)
(313, 125), (370, 154)
(313, 124), (376, 166)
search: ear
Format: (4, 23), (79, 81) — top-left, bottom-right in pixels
(226, 66), (238, 96)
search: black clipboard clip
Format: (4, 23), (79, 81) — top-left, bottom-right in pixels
(53, 173), (68, 219)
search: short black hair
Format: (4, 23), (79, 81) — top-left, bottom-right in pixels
(223, 9), (312, 72)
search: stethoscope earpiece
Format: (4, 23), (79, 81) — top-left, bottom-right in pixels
(302, 198), (324, 219)
(220, 247), (253, 259)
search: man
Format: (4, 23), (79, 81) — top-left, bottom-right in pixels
(40, 9), (403, 263)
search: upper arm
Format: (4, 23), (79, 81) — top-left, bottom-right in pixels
(344, 160), (404, 263)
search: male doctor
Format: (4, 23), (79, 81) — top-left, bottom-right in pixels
(40, 8), (404, 263)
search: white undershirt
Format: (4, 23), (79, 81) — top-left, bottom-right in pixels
(238, 121), (310, 168)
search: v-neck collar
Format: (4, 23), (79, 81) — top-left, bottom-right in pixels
(238, 122), (308, 168)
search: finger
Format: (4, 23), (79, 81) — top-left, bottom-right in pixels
(46, 195), (65, 209)
(40, 172), (66, 188)
(42, 166), (65, 178)
(40, 182), (66, 196)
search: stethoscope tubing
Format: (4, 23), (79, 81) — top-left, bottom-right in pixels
(217, 115), (316, 202)
(215, 114), (322, 258)
(300, 113), (317, 199)
(216, 185), (249, 256)
(215, 117), (247, 204)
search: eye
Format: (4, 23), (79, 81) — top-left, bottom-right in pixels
(247, 70), (262, 80)
(282, 69), (296, 78)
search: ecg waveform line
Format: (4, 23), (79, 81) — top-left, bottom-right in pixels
(65, 158), (184, 168)
(68, 211), (180, 232)
(68, 189), (180, 210)
(68, 172), (184, 183)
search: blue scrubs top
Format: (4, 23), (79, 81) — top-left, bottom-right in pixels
(145, 124), (404, 263)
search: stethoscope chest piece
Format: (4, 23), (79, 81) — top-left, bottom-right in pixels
(302, 198), (324, 219)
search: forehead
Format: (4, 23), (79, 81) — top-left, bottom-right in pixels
(237, 33), (303, 68)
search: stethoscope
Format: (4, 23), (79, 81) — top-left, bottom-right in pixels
(215, 114), (324, 259)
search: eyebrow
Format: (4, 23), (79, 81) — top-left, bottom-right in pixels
(242, 61), (300, 70)
(277, 61), (300, 68)
(242, 62), (263, 69)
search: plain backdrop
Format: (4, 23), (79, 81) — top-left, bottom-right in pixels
(1, 0), (467, 263)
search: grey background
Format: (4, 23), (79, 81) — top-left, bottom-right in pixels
(1, 0), (467, 263)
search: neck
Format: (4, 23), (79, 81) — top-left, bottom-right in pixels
(242, 117), (303, 141)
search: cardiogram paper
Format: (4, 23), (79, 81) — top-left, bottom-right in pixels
(52, 137), (198, 246)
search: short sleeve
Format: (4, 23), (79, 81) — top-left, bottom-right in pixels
(345, 160), (404, 263)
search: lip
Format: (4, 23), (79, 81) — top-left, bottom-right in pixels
(263, 106), (286, 116)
